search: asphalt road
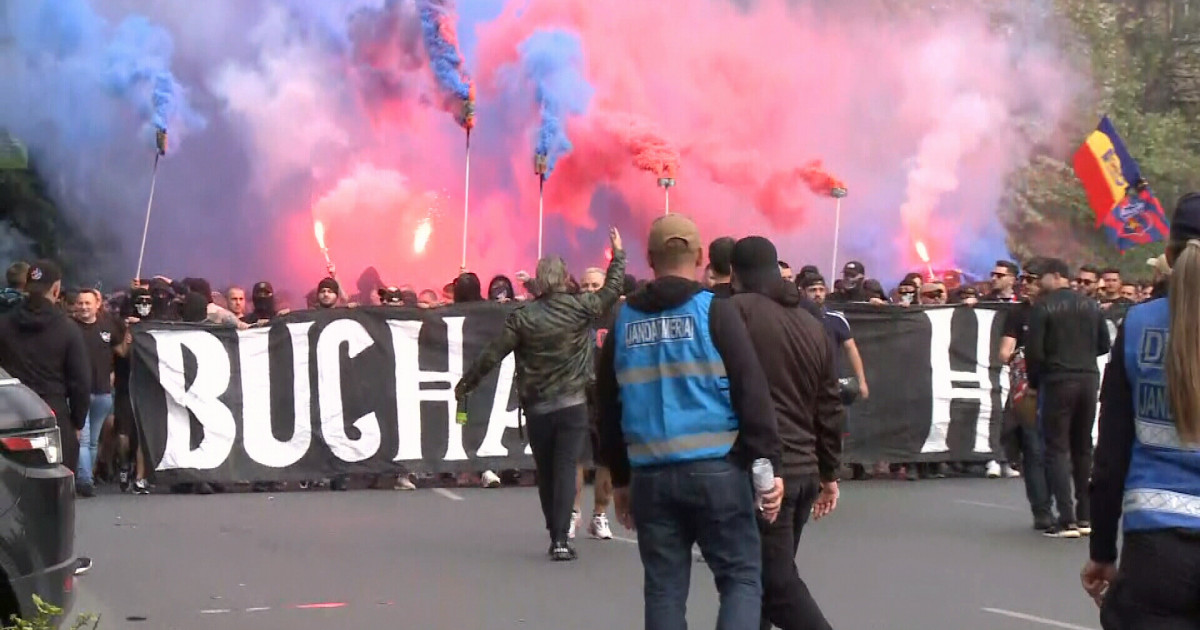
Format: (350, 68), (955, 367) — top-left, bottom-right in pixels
(70, 477), (1102, 630)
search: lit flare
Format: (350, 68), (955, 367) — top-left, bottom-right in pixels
(413, 218), (433, 254)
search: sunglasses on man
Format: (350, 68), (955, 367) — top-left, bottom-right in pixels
(1020, 275), (1040, 284)
(921, 290), (945, 298)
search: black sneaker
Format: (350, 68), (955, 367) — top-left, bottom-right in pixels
(1033, 515), (1054, 531)
(74, 557), (93, 576)
(1043, 524), (1081, 539)
(331, 476), (349, 492)
(550, 541), (577, 562)
(77, 483), (96, 498)
(195, 483), (214, 495)
(1078, 521), (1092, 536)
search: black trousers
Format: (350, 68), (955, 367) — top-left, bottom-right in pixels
(526, 403), (590, 543)
(1038, 375), (1098, 526)
(760, 473), (831, 630)
(1101, 530), (1200, 629)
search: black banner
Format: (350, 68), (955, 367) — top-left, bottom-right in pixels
(130, 301), (1119, 482)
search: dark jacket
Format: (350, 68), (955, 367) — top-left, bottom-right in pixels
(731, 280), (842, 481)
(458, 250), (626, 410)
(0, 288), (23, 315)
(595, 276), (781, 488)
(0, 296), (92, 429)
(1026, 287), (1111, 388)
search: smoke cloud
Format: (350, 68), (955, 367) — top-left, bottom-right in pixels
(0, 0), (1077, 292)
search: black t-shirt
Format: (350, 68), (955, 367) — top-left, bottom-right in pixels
(76, 315), (124, 394)
(1002, 301), (1032, 349)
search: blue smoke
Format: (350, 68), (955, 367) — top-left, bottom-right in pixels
(418, 0), (472, 101)
(518, 29), (593, 178)
(7, 1), (203, 149)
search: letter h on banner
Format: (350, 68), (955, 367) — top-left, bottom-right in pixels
(389, 318), (468, 461)
(921, 309), (1006, 455)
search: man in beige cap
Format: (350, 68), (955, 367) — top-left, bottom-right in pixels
(595, 214), (783, 629)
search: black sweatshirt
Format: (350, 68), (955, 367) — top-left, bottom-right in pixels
(731, 281), (843, 481)
(1026, 288), (1110, 388)
(1090, 322), (1135, 563)
(595, 277), (781, 488)
(0, 297), (92, 429)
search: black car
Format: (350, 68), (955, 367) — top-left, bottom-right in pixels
(0, 368), (75, 625)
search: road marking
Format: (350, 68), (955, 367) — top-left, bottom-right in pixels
(245, 607), (271, 612)
(295, 602), (347, 610)
(199, 609), (230, 614)
(955, 499), (1022, 512)
(982, 607), (1097, 630)
(433, 488), (465, 501)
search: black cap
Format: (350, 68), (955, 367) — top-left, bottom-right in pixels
(318, 277), (339, 293)
(843, 261), (865, 276)
(731, 236), (782, 293)
(1171, 193), (1200, 241)
(799, 265), (819, 277)
(24, 260), (62, 289)
(800, 274), (826, 289)
(1030, 257), (1070, 278)
(253, 281), (274, 296)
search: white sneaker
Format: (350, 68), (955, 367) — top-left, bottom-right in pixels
(568, 510), (580, 540)
(986, 461), (1002, 479)
(1002, 463), (1021, 478)
(589, 513), (613, 540)
(395, 476), (417, 491)
(481, 470), (501, 489)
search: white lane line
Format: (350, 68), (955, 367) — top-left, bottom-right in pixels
(245, 607), (271, 613)
(199, 609), (231, 614)
(982, 607), (1097, 630)
(433, 488), (465, 501)
(955, 499), (1023, 512)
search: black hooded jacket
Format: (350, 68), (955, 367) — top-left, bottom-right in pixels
(595, 276), (781, 488)
(0, 295), (92, 429)
(730, 279), (843, 481)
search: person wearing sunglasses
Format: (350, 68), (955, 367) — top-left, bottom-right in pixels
(1075, 265), (1101, 299)
(919, 282), (947, 305)
(987, 260), (1020, 302)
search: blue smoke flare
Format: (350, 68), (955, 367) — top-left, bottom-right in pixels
(518, 29), (593, 178)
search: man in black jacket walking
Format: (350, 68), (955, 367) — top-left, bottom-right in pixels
(0, 261), (91, 473)
(1026, 257), (1111, 538)
(729, 237), (842, 630)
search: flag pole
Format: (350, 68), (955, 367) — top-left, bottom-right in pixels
(461, 129), (471, 271)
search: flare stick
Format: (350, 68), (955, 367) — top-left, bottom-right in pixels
(134, 153), (162, 283)
(830, 187), (848, 276)
(658, 177), (676, 216)
(461, 130), (471, 270)
(537, 175), (546, 261)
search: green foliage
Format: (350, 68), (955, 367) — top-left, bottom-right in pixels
(1004, 0), (1200, 277)
(1, 595), (98, 630)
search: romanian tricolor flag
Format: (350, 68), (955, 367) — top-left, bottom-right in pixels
(1072, 116), (1169, 252)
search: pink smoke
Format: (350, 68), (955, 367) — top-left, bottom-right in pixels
(199, 0), (1073, 292)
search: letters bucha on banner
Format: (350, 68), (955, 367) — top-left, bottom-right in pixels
(129, 302), (1121, 482)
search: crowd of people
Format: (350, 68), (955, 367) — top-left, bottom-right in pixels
(0, 201), (1196, 626)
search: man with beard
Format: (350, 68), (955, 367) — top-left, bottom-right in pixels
(800, 276), (870, 402)
(730, 237), (841, 630)
(987, 260), (1019, 302)
(1099, 267), (1122, 303)
(707, 237), (735, 298)
(316, 278), (341, 309)
(1076, 265), (1100, 300)
(456, 227), (625, 561)
(72, 289), (127, 498)
(0, 261), (91, 474)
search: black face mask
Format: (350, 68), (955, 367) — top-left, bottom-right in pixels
(253, 293), (275, 315)
(843, 276), (862, 290)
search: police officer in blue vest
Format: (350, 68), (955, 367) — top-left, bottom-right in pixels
(595, 214), (783, 630)
(1085, 193), (1200, 626)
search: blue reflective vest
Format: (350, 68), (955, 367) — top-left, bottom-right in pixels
(1122, 298), (1200, 532)
(612, 291), (738, 467)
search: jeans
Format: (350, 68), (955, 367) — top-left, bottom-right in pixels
(1038, 376), (1098, 526)
(760, 473), (831, 630)
(77, 393), (113, 486)
(526, 403), (590, 543)
(1101, 530), (1200, 629)
(1020, 421), (1052, 521)
(632, 458), (762, 630)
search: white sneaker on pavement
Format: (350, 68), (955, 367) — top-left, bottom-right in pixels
(568, 510), (580, 540)
(1002, 463), (1021, 478)
(396, 475), (417, 490)
(589, 513), (613, 540)
(985, 460), (1002, 478)
(481, 470), (501, 489)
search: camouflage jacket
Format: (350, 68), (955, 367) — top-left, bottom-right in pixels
(457, 250), (626, 409)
